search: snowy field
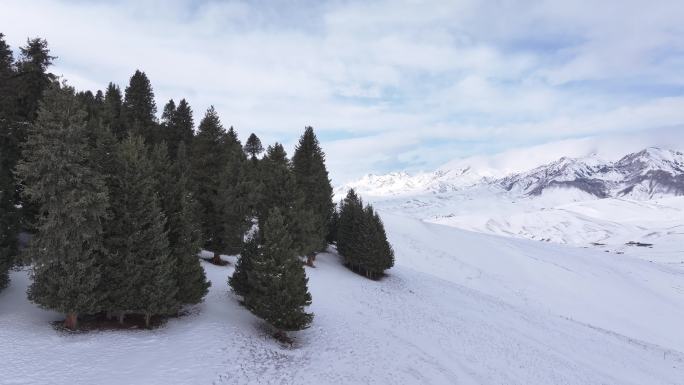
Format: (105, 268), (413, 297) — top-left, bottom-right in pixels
(2, 212), (683, 384)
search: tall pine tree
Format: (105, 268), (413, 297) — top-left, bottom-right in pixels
(102, 136), (177, 326)
(123, 70), (158, 144)
(160, 98), (194, 159)
(103, 82), (126, 140)
(150, 142), (209, 306)
(229, 232), (259, 298)
(244, 208), (313, 340)
(190, 106), (235, 263)
(292, 127), (334, 252)
(17, 83), (108, 330)
(0, 33), (18, 290)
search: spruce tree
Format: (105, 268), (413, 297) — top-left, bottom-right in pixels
(336, 189), (364, 268)
(160, 98), (194, 158)
(14, 37), (56, 233)
(103, 136), (177, 326)
(102, 83), (126, 140)
(151, 142), (209, 306)
(229, 232), (259, 298)
(123, 70), (158, 144)
(366, 207), (394, 278)
(16, 83), (108, 330)
(292, 127), (334, 252)
(244, 133), (263, 160)
(244, 208), (313, 340)
(190, 106), (232, 263)
(0, 34), (18, 290)
(326, 204), (339, 244)
(15, 38), (56, 122)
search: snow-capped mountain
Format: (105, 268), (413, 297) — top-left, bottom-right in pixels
(501, 147), (684, 199)
(341, 147), (684, 200)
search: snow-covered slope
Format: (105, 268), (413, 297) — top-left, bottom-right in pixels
(2, 214), (684, 384)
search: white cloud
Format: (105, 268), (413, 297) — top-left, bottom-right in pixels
(1, 0), (683, 183)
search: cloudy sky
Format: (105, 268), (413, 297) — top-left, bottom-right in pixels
(2, 0), (684, 183)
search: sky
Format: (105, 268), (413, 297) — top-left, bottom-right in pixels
(1, 0), (684, 184)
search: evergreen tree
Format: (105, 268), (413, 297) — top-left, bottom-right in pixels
(190, 106), (230, 263)
(14, 37), (56, 233)
(103, 136), (177, 326)
(16, 83), (108, 330)
(337, 189), (364, 269)
(160, 98), (194, 158)
(123, 70), (158, 144)
(229, 232), (259, 297)
(244, 133), (263, 160)
(244, 208), (313, 340)
(326, 204), (339, 244)
(292, 127), (334, 252)
(337, 189), (394, 279)
(150, 142), (209, 306)
(15, 38), (56, 122)
(0, 34), (18, 290)
(102, 82), (126, 140)
(366, 207), (394, 278)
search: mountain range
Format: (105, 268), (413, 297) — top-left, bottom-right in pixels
(341, 147), (684, 200)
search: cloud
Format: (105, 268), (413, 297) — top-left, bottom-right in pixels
(1, 0), (683, 183)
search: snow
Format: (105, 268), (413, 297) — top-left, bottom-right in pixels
(3, 210), (684, 384)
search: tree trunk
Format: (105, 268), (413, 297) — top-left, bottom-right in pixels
(64, 312), (78, 330)
(145, 313), (151, 328)
(212, 252), (222, 265)
(306, 254), (314, 267)
(118, 312), (125, 325)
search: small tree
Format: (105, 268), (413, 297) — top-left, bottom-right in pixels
(229, 232), (259, 298)
(17, 83), (108, 330)
(244, 208), (313, 341)
(244, 133), (264, 160)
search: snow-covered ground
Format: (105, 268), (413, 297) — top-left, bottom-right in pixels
(2, 212), (683, 384)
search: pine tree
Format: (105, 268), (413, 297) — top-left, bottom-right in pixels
(160, 98), (194, 158)
(190, 106), (232, 263)
(123, 70), (158, 144)
(15, 38), (56, 122)
(336, 189), (364, 268)
(16, 83), (108, 330)
(102, 83), (126, 140)
(0, 33), (18, 290)
(337, 189), (394, 279)
(292, 127), (334, 252)
(244, 133), (263, 160)
(366, 208), (394, 278)
(103, 136), (177, 326)
(326, 204), (339, 244)
(229, 232), (259, 297)
(14, 37), (56, 234)
(244, 208), (313, 340)
(151, 142), (209, 306)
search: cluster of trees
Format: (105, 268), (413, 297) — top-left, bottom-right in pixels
(336, 189), (395, 280)
(0, 33), (394, 338)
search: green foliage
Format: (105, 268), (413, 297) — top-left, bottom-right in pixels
(16, 83), (108, 317)
(161, 98), (194, 159)
(123, 70), (158, 144)
(244, 208), (313, 333)
(151, 142), (209, 305)
(0, 33), (18, 290)
(292, 127), (334, 252)
(244, 133), (263, 159)
(337, 189), (393, 279)
(102, 136), (177, 321)
(229, 232), (259, 297)
(103, 82), (126, 140)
